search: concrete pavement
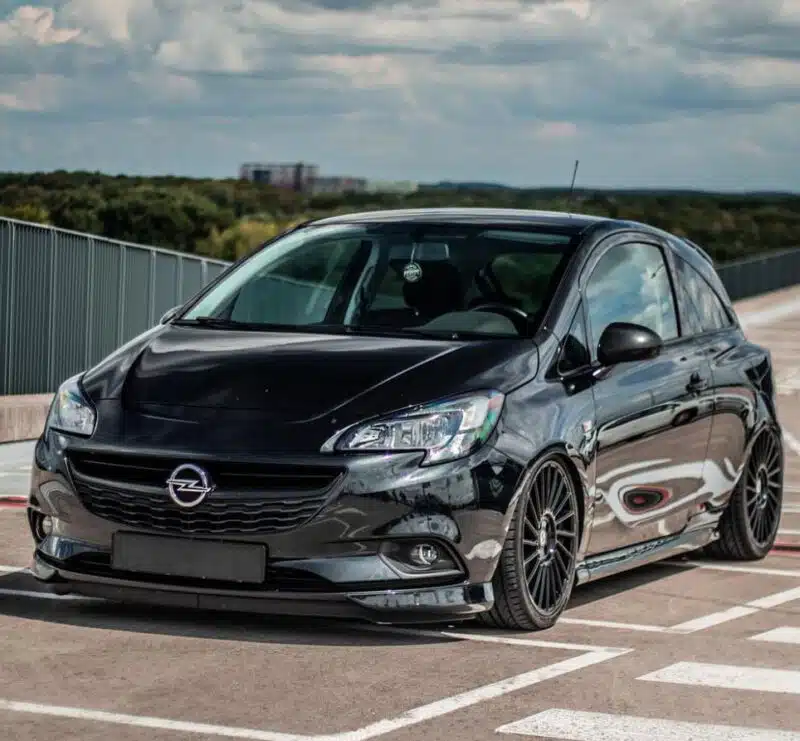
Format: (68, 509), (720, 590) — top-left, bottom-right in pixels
(2, 287), (800, 741)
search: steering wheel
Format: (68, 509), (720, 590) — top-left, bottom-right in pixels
(469, 302), (530, 333)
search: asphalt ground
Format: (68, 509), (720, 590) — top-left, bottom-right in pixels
(2, 290), (800, 741)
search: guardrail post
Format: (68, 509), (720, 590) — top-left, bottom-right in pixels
(149, 249), (156, 326)
(47, 226), (57, 390)
(118, 244), (127, 346)
(3, 221), (16, 395)
(85, 236), (95, 369)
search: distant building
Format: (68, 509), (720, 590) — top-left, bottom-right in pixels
(239, 162), (319, 192)
(365, 180), (419, 194)
(311, 176), (369, 195)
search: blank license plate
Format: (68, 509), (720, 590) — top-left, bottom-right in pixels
(112, 533), (267, 584)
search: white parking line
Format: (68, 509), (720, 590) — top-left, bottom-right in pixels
(496, 709), (800, 740)
(784, 431), (800, 459)
(779, 529), (800, 536)
(0, 647), (630, 741)
(0, 588), (90, 601)
(639, 662), (800, 695)
(666, 561), (800, 578)
(738, 297), (800, 329)
(560, 617), (672, 634)
(750, 627), (800, 645)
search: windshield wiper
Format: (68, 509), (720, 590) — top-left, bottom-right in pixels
(173, 316), (254, 329)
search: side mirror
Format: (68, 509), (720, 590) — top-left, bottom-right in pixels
(597, 322), (662, 366)
(159, 306), (181, 324)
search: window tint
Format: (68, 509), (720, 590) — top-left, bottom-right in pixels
(185, 223), (576, 339)
(585, 242), (678, 346)
(558, 304), (591, 373)
(674, 257), (733, 333)
(229, 236), (364, 325)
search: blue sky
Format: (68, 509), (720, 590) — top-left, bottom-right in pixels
(1, 0), (798, 190)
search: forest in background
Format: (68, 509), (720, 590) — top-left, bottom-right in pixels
(0, 170), (798, 263)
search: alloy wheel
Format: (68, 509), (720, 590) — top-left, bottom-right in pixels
(744, 430), (783, 548)
(521, 460), (579, 613)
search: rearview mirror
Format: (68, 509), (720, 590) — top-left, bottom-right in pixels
(597, 322), (662, 366)
(159, 306), (181, 324)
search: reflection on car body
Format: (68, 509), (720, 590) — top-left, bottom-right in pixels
(27, 208), (784, 630)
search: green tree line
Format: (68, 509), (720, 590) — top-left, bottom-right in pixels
(1, 170), (798, 263)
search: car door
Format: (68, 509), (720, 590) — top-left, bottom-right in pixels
(670, 251), (753, 506)
(583, 237), (716, 556)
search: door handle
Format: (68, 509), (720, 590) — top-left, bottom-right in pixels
(686, 372), (709, 393)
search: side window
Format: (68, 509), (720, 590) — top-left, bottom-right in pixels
(558, 303), (591, 373)
(585, 242), (678, 347)
(674, 257), (733, 334)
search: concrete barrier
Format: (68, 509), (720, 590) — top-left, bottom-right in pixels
(0, 394), (53, 444)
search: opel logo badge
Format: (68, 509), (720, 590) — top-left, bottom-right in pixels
(166, 463), (213, 508)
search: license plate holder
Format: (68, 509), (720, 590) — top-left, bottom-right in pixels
(112, 532), (267, 584)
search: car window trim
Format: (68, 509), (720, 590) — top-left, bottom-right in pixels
(580, 235), (682, 358)
(670, 252), (738, 338)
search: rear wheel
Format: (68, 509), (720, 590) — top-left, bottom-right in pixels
(708, 427), (783, 561)
(480, 454), (580, 630)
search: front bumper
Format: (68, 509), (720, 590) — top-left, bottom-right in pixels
(27, 429), (524, 623)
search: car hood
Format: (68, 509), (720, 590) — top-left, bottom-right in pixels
(82, 325), (539, 429)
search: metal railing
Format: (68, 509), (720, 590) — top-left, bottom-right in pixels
(716, 246), (800, 302)
(0, 217), (229, 396)
(1, 215), (799, 396)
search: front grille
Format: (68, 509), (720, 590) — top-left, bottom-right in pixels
(68, 452), (345, 535)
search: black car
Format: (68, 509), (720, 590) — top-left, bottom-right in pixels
(28, 208), (784, 630)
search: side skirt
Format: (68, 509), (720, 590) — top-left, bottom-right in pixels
(574, 524), (718, 586)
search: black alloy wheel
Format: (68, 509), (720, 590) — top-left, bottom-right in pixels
(481, 454), (580, 630)
(709, 427), (783, 561)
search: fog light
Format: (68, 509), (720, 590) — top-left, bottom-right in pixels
(28, 511), (53, 544)
(409, 543), (440, 567)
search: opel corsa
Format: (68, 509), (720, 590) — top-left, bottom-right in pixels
(28, 208), (784, 630)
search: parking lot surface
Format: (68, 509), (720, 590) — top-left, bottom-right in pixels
(2, 289), (800, 741)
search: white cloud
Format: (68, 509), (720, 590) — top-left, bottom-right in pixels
(0, 0), (798, 189)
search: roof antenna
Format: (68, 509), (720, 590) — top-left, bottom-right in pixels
(566, 159), (580, 210)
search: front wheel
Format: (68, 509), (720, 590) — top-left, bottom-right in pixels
(708, 427), (783, 561)
(480, 454), (580, 630)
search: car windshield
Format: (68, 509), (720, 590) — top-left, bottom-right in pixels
(178, 222), (577, 339)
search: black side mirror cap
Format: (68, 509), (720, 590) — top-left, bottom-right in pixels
(597, 322), (662, 366)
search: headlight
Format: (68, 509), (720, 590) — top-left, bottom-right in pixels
(328, 390), (504, 465)
(46, 375), (96, 437)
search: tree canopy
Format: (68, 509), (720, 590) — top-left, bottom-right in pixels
(1, 170), (797, 263)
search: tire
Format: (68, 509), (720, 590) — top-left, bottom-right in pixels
(707, 427), (783, 561)
(479, 453), (580, 630)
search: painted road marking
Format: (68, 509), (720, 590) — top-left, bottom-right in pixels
(560, 585), (800, 635)
(738, 297), (800, 329)
(560, 617), (672, 634)
(0, 647), (630, 740)
(780, 529), (800, 536)
(784, 505), (800, 514)
(750, 627), (800, 646)
(639, 662), (800, 695)
(784, 431), (800, 458)
(662, 560), (800, 578)
(496, 709), (800, 740)
(0, 588), (90, 601)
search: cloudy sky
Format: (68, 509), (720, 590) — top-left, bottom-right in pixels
(1, 0), (798, 190)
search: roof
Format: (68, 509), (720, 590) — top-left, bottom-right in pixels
(310, 207), (609, 231)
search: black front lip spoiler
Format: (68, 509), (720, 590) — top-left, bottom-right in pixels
(31, 555), (494, 624)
